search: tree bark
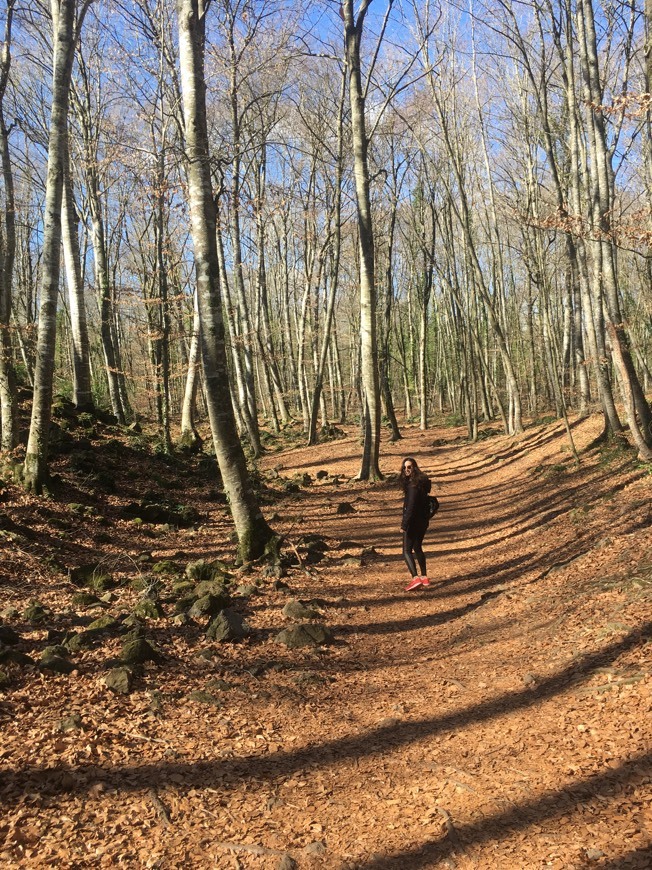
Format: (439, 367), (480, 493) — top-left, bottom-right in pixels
(177, 0), (273, 560)
(343, 0), (382, 480)
(23, 0), (93, 492)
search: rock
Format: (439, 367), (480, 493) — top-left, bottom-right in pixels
(0, 625), (20, 645)
(277, 855), (298, 870)
(206, 609), (249, 642)
(151, 560), (181, 576)
(120, 637), (161, 665)
(188, 690), (222, 707)
(584, 848), (605, 862)
(185, 559), (231, 584)
(188, 593), (230, 620)
(1, 606), (20, 620)
(272, 579), (290, 592)
(23, 600), (49, 624)
(41, 645), (70, 660)
(206, 678), (233, 691)
(171, 613), (189, 626)
(303, 841), (327, 856)
(133, 598), (165, 620)
(40, 653), (75, 675)
(103, 667), (133, 694)
(0, 648), (35, 667)
(0, 669), (9, 689)
(282, 600), (319, 620)
(86, 615), (119, 633)
(336, 502), (355, 515)
(315, 470), (328, 480)
(58, 713), (83, 732)
(234, 583), (258, 597)
(361, 546), (381, 564)
(68, 564), (114, 591)
(71, 592), (102, 608)
(275, 624), (333, 649)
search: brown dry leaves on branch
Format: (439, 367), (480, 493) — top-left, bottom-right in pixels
(0, 414), (651, 868)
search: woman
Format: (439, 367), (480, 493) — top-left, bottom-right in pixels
(400, 456), (432, 591)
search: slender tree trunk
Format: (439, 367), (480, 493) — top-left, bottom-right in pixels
(577, 0), (652, 458)
(24, 0), (92, 492)
(180, 288), (203, 449)
(0, 0), (18, 450)
(177, 0), (273, 560)
(343, 0), (382, 479)
(61, 127), (93, 410)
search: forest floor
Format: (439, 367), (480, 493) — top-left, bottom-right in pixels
(0, 410), (651, 869)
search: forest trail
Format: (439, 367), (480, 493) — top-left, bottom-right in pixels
(1, 417), (651, 868)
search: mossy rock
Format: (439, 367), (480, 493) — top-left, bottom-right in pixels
(23, 600), (49, 624)
(192, 579), (231, 598)
(0, 669), (10, 689)
(206, 609), (249, 643)
(87, 615), (119, 633)
(103, 667), (133, 694)
(120, 637), (161, 665)
(71, 592), (102, 608)
(274, 623), (333, 649)
(0, 648), (35, 667)
(188, 690), (222, 707)
(185, 559), (231, 583)
(0, 625), (21, 645)
(68, 564), (114, 592)
(172, 580), (194, 596)
(40, 653), (75, 675)
(133, 598), (165, 620)
(188, 593), (230, 620)
(282, 600), (320, 621)
(151, 560), (182, 577)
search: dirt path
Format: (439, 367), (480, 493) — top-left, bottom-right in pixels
(1, 419), (651, 869)
(248, 420), (651, 869)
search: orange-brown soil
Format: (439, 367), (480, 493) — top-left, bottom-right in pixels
(0, 416), (650, 868)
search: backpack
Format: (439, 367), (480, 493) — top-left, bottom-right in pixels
(426, 495), (440, 519)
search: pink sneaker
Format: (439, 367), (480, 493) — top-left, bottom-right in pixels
(420, 577), (430, 586)
(405, 577), (423, 592)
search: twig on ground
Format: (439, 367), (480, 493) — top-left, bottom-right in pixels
(147, 788), (171, 827)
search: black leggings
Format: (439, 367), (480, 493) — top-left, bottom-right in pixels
(403, 526), (427, 577)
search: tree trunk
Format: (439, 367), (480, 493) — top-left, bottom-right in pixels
(61, 126), (93, 410)
(0, 0), (18, 450)
(343, 0), (382, 480)
(24, 0), (92, 492)
(177, 0), (273, 561)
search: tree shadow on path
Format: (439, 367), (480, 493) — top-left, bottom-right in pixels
(3, 622), (650, 805)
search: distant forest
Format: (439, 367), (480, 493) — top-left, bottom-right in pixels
(0, 0), (651, 513)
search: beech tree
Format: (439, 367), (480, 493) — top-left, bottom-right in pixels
(177, 0), (273, 560)
(23, 0), (93, 493)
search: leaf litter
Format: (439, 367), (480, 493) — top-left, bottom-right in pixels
(0, 415), (650, 868)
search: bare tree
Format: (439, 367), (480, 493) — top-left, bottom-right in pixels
(177, 0), (274, 560)
(23, 0), (93, 493)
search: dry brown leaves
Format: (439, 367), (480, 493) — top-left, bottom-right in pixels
(0, 415), (651, 869)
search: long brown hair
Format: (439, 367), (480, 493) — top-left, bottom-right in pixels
(399, 456), (429, 493)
